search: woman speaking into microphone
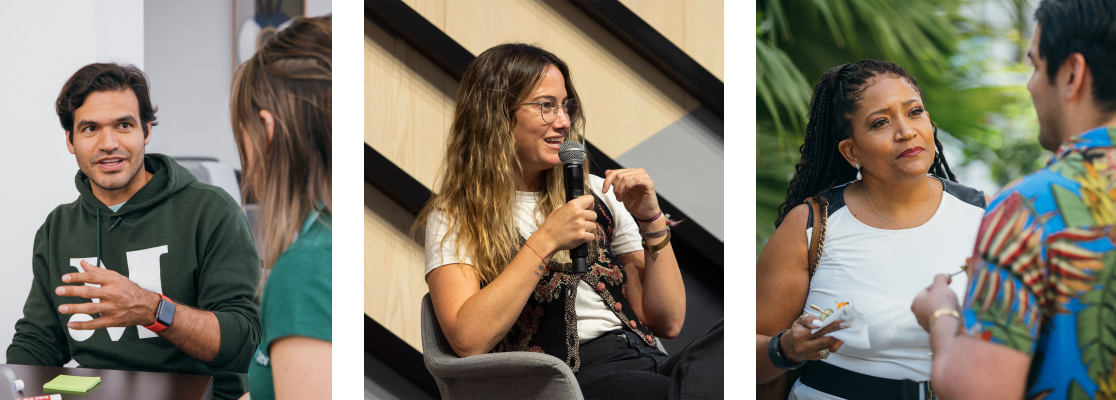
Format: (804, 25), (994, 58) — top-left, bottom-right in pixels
(415, 43), (723, 399)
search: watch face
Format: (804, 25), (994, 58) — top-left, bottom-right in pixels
(157, 299), (176, 326)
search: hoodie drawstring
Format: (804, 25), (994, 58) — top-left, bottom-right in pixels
(96, 208), (101, 268)
(94, 207), (124, 267)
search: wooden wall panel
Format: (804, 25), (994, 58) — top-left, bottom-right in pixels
(416, 0), (698, 159)
(400, 0), (446, 30)
(365, 182), (427, 352)
(364, 17), (457, 189)
(619, 1), (684, 46)
(682, 0), (724, 81)
(365, 17), (451, 351)
(621, 0), (724, 81)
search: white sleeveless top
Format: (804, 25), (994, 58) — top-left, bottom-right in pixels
(790, 178), (985, 400)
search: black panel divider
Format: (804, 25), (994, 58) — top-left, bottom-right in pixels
(365, 315), (441, 398)
(365, 144), (432, 214)
(365, 0), (473, 81)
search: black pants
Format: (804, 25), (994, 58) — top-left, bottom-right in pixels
(575, 319), (724, 399)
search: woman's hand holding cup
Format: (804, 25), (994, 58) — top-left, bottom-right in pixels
(780, 312), (848, 363)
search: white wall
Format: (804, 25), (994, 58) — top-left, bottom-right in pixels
(144, 0), (332, 169)
(142, 1), (240, 169)
(0, 0), (146, 363)
(306, 0), (332, 17)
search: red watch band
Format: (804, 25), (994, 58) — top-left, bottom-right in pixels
(144, 294), (172, 333)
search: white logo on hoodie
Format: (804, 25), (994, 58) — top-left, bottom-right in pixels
(67, 245), (169, 342)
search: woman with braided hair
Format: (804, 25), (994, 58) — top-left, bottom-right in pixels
(756, 60), (990, 399)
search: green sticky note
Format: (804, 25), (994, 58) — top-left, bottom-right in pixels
(43, 374), (101, 393)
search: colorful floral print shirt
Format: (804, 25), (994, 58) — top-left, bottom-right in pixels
(962, 126), (1116, 399)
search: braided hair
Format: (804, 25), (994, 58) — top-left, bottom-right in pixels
(773, 60), (957, 228)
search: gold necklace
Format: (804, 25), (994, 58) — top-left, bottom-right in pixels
(862, 177), (932, 229)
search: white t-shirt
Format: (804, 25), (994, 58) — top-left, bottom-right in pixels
(424, 174), (641, 343)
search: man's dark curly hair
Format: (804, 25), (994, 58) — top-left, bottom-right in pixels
(56, 63), (159, 142)
(774, 60), (957, 228)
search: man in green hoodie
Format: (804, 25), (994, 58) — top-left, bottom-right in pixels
(6, 63), (261, 400)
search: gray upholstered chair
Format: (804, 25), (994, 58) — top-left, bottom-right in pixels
(420, 293), (584, 399)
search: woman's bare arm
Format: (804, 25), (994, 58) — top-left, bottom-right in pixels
(271, 336), (332, 400)
(426, 241), (554, 357)
(756, 204), (815, 383)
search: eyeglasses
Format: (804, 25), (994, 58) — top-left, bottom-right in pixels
(519, 98), (577, 124)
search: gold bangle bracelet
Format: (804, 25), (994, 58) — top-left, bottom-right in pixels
(929, 308), (960, 328)
(641, 228), (671, 260)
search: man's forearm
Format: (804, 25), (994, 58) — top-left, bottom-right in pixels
(928, 315), (964, 397)
(146, 291), (221, 363)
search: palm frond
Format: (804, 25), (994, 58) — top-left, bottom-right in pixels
(757, 40), (813, 144)
(809, 0), (852, 48)
(756, 122), (801, 253)
(924, 84), (1023, 146)
(765, 0), (793, 43)
(845, 0), (957, 73)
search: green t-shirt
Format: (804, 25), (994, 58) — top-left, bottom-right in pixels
(247, 211), (332, 400)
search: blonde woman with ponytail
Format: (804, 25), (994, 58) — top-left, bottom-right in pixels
(417, 43), (723, 399)
(231, 16), (331, 400)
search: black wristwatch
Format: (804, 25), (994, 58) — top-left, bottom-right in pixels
(144, 293), (176, 333)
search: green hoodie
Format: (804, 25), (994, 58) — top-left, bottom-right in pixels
(7, 154), (261, 400)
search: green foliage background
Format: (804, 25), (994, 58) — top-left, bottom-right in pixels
(756, 0), (1046, 254)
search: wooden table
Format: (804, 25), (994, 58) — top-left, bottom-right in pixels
(0, 364), (212, 400)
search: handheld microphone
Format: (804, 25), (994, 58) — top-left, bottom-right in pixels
(559, 141), (589, 275)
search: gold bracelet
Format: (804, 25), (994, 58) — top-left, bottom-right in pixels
(641, 228), (671, 260)
(929, 308), (960, 328)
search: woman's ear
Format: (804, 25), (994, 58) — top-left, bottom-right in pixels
(257, 109), (275, 142)
(838, 137), (858, 168)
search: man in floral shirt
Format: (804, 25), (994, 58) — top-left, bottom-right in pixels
(910, 0), (1116, 398)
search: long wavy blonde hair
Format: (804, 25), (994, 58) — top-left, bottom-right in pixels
(231, 15), (332, 275)
(415, 43), (588, 285)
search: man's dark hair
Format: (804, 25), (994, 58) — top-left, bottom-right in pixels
(1035, 0), (1116, 113)
(56, 63), (159, 142)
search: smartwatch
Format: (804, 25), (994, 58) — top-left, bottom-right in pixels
(144, 294), (176, 333)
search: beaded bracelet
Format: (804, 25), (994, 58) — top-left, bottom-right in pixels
(641, 226), (670, 238)
(635, 210), (663, 223)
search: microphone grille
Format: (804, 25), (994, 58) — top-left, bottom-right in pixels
(559, 141), (585, 164)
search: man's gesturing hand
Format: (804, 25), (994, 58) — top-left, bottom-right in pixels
(56, 260), (160, 330)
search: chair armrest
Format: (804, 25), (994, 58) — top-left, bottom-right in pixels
(426, 350), (575, 380)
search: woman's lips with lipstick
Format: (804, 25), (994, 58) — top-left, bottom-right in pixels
(899, 147), (924, 158)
